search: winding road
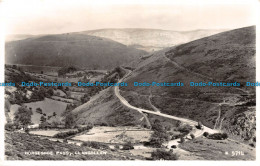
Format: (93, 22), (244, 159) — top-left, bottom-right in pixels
(114, 69), (217, 147)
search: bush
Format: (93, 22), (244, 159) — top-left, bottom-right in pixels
(122, 142), (134, 150)
(149, 132), (168, 148)
(77, 126), (93, 133)
(149, 120), (172, 147)
(249, 143), (255, 148)
(65, 113), (76, 128)
(151, 149), (178, 160)
(196, 121), (203, 130)
(53, 130), (78, 139)
(171, 145), (177, 149)
(190, 133), (195, 139)
(177, 124), (193, 134)
(5, 151), (12, 156)
(222, 133), (228, 139)
(100, 122), (108, 126)
(81, 141), (109, 149)
(114, 145), (120, 149)
(24, 128), (30, 134)
(208, 133), (228, 140)
(203, 132), (209, 137)
(5, 123), (15, 131)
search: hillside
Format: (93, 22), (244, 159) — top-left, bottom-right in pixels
(120, 26), (256, 142)
(70, 87), (147, 127)
(78, 28), (227, 52)
(5, 34), (147, 69)
(5, 131), (142, 160)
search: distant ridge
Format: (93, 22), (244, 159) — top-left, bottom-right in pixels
(76, 28), (228, 52)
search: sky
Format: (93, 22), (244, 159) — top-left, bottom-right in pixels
(0, 0), (258, 35)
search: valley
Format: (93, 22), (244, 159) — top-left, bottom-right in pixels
(4, 26), (256, 160)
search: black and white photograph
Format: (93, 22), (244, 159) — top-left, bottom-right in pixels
(0, 0), (259, 164)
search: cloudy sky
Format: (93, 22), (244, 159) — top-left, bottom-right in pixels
(1, 0), (257, 35)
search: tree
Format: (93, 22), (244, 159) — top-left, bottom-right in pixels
(149, 119), (171, 148)
(152, 119), (164, 132)
(36, 107), (43, 114)
(65, 87), (69, 91)
(14, 106), (33, 129)
(122, 142), (134, 150)
(180, 137), (185, 143)
(190, 133), (195, 139)
(47, 88), (54, 96)
(196, 121), (203, 129)
(53, 112), (57, 117)
(203, 132), (209, 137)
(38, 87), (46, 100)
(222, 133), (228, 139)
(65, 113), (75, 128)
(40, 115), (46, 124)
(66, 91), (71, 98)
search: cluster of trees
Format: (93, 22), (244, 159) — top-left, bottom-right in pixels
(58, 66), (78, 76)
(64, 113), (76, 128)
(81, 141), (109, 150)
(80, 94), (91, 104)
(14, 106), (33, 129)
(206, 132), (228, 140)
(10, 86), (55, 105)
(150, 149), (179, 160)
(121, 142), (134, 150)
(36, 107), (57, 124)
(112, 66), (126, 79)
(148, 119), (171, 148)
(146, 120), (195, 147)
(53, 126), (93, 139)
(4, 106), (33, 132)
(6, 65), (32, 84)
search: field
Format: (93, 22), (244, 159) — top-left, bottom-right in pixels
(9, 98), (68, 124)
(72, 126), (152, 144)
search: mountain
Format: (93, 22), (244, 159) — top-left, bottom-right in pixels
(120, 26), (256, 141)
(77, 28), (227, 52)
(5, 34), (147, 69)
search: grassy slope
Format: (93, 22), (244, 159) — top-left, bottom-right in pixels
(5, 34), (147, 69)
(120, 26), (256, 141)
(166, 26), (256, 91)
(5, 132), (142, 160)
(71, 87), (146, 127)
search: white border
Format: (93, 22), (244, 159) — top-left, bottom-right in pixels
(0, 0), (259, 166)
